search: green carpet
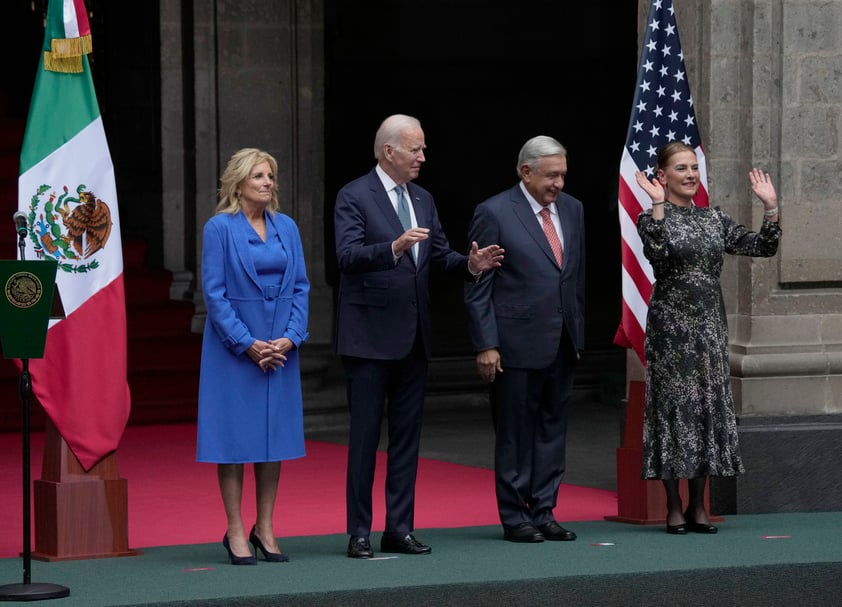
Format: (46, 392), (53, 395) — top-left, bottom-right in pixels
(1, 513), (841, 606)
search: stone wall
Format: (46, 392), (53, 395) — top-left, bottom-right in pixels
(160, 0), (331, 345)
(662, 0), (842, 513)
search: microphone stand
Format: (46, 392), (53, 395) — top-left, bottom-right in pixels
(0, 225), (70, 602)
(18, 225), (25, 260)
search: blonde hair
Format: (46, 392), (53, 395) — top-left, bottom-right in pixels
(216, 148), (280, 214)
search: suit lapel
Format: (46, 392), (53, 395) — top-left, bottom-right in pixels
(556, 195), (574, 270)
(369, 170), (404, 234)
(405, 184), (426, 266)
(368, 170), (418, 268)
(510, 188), (560, 269)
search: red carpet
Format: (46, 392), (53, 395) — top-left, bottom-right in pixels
(0, 423), (617, 558)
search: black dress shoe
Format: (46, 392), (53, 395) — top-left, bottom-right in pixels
(684, 510), (718, 534)
(380, 533), (431, 555)
(687, 521), (717, 533)
(347, 535), (373, 559)
(536, 521), (577, 541)
(503, 523), (544, 543)
(666, 523), (688, 535)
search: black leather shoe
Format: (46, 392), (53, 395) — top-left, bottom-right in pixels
(687, 521), (717, 533)
(684, 510), (718, 534)
(536, 521), (577, 541)
(503, 523), (544, 543)
(380, 533), (431, 555)
(347, 535), (373, 559)
(666, 523), (688, 535)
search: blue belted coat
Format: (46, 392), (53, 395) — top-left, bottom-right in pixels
(196, 210), (309, 463)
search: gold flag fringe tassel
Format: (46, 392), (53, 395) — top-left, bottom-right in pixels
(51, 34), (93, 58)
(43, 34), (92, 73)
(43, 50), (83, 73)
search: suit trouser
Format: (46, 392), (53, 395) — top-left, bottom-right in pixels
(490, 333), (576, 528)
(343, 340), (428, 537)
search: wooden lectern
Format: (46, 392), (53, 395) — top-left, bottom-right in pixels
(0, 259), (70, 600)
(0, 258), (139, 564)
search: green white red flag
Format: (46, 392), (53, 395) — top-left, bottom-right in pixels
(17, 0), (130, 470)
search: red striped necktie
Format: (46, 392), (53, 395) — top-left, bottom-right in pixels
(539, 207), (563, 267)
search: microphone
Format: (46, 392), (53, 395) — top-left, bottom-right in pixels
(13, 211), (27, 235)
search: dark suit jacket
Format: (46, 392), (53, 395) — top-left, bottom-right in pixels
(334, 168), (469, 361)
(464, 185), (585, 369)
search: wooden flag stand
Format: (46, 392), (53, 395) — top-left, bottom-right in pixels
(32, 419), (141, 561)
(605, 380), (720, 524)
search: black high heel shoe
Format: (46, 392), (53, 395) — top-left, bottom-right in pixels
(684, 510), (718, 534)
(249, 526), (290, 562)
(222, 534), (257, 565)
(666, 522), (687, 535)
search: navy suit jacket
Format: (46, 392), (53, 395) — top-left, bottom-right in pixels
(464, 185), (585, 369)
(334, 168), (469, 361)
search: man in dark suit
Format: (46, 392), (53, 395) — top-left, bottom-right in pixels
(464, 135), (585, 543)
(334, 114), (503, 559)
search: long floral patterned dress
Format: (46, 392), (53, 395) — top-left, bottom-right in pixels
(637, 202), (781, 479)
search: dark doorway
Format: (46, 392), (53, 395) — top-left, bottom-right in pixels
(325, 1), (638, 355)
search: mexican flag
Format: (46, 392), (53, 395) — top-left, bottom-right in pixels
(17, 0), (130, 470)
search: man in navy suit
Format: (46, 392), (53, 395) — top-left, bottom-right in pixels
(464, 135), (585, 543)
(334, 114), (504, 558)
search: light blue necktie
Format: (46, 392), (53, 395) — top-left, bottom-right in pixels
(395, 186), (412, 231)
(395, 186), (416, 260)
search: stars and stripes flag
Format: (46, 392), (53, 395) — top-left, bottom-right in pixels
(613, 0), (708, 365)
(17, 0), (130, 470)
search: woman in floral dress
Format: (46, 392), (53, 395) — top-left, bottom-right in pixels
(634, 142), (781, 534)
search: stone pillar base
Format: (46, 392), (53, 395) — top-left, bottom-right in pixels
(711, 414), (842, 514)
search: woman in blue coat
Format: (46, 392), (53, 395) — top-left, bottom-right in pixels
(197, 148), (310, 564)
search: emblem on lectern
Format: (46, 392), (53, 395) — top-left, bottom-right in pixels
(5, 271), (43, 309)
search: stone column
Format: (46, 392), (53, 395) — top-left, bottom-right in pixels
(160, 0), (196, 300)
(683, 0), (842, 513)
(160, 1), (333, 393)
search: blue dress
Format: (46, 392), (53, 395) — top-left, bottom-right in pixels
(196, 210), (310, 463)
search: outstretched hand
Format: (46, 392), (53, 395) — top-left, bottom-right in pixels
(468, 241), (504, 273)
(634, 170), (665, 203)
(749, 168), (777, 208)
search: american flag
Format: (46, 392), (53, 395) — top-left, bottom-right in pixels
(613, 0), (708, 364)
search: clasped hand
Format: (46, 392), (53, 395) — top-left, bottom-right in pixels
(247, 337), (294, 372)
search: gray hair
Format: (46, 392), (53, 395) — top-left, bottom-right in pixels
(374, 114), (422, 160)
(516, 136), (567, 178)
